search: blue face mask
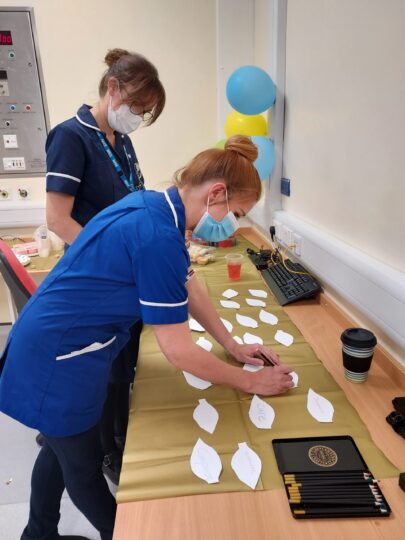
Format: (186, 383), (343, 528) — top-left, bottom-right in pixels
(192, 191), (239, 242)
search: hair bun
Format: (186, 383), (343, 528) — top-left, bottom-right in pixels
(104, 48), (130, 68)
(224, 135), (258, 163)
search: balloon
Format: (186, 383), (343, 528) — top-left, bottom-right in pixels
(251, 136), (275, 180)
(226, 66), (276, 115)
(214, 139), (226, 149)
(225, 111), (267, 138)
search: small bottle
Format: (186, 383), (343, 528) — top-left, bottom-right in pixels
(38, 226), (50, 257)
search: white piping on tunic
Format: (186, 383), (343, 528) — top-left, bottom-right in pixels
(139, 299), (188, 307)
(75, 113), (102, 132)
(46, 172), (82, 183)
(164, 190), (178, 228)
(56, 336), (117, 361)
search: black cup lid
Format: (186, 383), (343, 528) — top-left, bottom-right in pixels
(341, 328), (377, 348)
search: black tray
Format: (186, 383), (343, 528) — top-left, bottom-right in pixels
(272, 436), (392, 519)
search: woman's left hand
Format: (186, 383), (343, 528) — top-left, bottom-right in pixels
(227, 342), (281, 367)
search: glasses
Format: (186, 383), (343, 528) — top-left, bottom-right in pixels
(127, 102), (154, 122)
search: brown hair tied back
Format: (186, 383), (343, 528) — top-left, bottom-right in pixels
(174, 135), (262, 201)
(99, 48), (166, 125)
(104, 48), (130, 68)
(224, 134), (258, 163)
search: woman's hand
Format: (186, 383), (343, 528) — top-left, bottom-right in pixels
(246, 364), (295, 396)
(227, 341), (282, 367)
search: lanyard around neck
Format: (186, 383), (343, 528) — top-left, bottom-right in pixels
(96, 131), (140, 192)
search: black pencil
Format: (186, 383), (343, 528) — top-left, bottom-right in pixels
(284, 472), (372, 481)
(293, 506), (388, 516)
(288, 486), (381, 494)
(286, 479), (377, 487)
(289, 499), (384, 507)
(289, 493), (382, 501)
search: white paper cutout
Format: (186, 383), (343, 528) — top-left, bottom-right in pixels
(190, 438), (222, 484)
(236, 314), (258, 328)
(307, 388), (334, 423)
(222, 289), (238, 299)
(243, 363), (264, 372)
(220, 300), (240, 309)
(259, 309), (279, 326)
(233, 335), (243, 345)
(245, 298), (266, 307)
(249, 394), (275, 429)
(291, 371), (299, 388)
(231, 442), (262, 489)
(193, 399), (219, 434)
(183, 371), (212, 390)
(243, 332), (263, 345)
(248, 289), (268, 299)
(275, 329), (294, 347)
(196, 336), (213, 352)
(220, 317), (233, 333)
(189, 319), (205, 332)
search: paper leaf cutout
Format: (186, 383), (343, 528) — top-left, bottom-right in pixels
(236, 314), (258, 328)
(231, 442), (262, 489)
(307, 388), (334, 423)
(246, 298), (266, 307)
(222, 289), (238, 299)
(243, 363), (264, 372)
(196, 336), (213, 352)
(193, 399), (219, 434)
(243, 332), (263, 345)
(233, 335), (243, 345)
(259, 309), (279, 325)
(275, 329), (294, 346)
(249, 394), (275, 429)
(189, 319), (205, 332)
(291, 371), (299, 388)
(220, 317), (233, 333)
(248, 289), (268, 298)
(183, 371), (212, 390)
(220, 300), (240, 309)
(190, 438), (222, 484)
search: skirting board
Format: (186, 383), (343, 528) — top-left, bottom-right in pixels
(248, 210), (405, 368)
(0, 202), (46, 228)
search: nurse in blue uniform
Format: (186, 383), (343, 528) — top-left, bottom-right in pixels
(45, 48), (166, 482)
(0, 136), (294, 540)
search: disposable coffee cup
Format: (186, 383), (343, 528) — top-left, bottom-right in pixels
(340, 328), (377, 383)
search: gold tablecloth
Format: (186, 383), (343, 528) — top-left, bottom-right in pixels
(117, 238), (398, 503)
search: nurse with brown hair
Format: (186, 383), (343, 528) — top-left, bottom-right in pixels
(44, 48), (166, 481)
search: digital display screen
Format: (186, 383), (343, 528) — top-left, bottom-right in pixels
(0, 31), (13, 46)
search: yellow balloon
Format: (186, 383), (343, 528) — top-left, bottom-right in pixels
(225, 111), (268, 137)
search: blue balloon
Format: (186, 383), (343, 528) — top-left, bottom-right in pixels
(251, 136), (275, 180)
(226, 66), (276, 115)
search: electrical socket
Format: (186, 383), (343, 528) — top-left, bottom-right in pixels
(0, 187), (12, 200)
(293, 233), (302, 257)
(17, 187), (31, 200)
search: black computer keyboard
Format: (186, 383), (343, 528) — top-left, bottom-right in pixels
(261, 260), (321, 306)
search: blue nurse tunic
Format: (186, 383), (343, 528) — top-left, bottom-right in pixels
(0, 187), (189, 437)
(46, 104), (144, 226)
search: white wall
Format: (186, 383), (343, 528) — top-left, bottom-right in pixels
(0, 0), (217, 321)
(0, 0), (217, 192)
(283, 0), (405, 274)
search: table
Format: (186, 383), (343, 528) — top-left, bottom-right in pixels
(114, 228), (405, 539)
(1, 236), (62, 322)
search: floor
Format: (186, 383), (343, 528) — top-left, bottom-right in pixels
(0, 324), (115, 540)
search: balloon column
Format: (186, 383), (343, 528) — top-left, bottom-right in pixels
(220, 65), (276, 180)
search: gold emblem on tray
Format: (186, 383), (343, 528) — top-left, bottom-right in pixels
(308, 445), (338, 467)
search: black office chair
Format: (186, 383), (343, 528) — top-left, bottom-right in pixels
(0, 240), (37, 315)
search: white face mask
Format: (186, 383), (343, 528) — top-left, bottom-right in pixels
(107, 96), (143, 134)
